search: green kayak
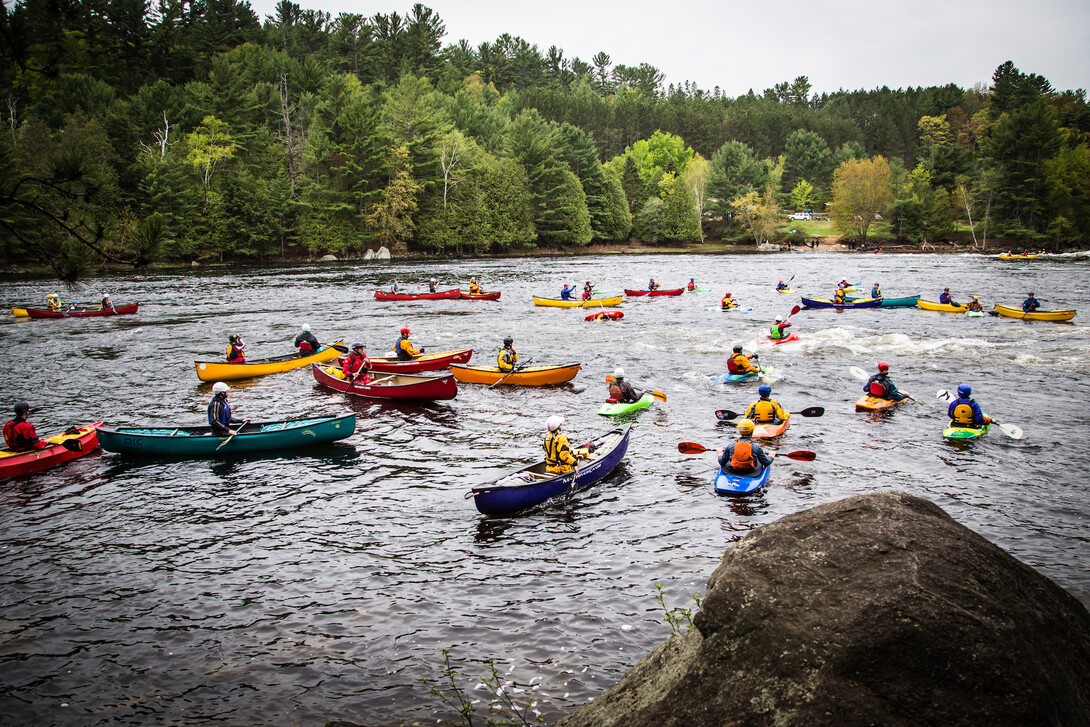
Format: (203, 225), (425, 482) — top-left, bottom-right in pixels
(943, 420), (990, 440)
(597, 393), (655, 416)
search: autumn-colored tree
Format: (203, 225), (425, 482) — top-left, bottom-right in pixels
(789, 179), (815, 212)
(366, 146), (423, 254)
(830, 156), (892, 244)
(185, 115), (236, 206)
(730, 189), (780, 246)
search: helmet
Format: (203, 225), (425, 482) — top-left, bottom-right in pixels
(351, 342), (365, 349)
(943, 287), (949, 292)
(471, 277), (476, 282)
(503, 337), (513, 345)
(102, 292), (110, 298)
(431, 278), (436, 282)
(733, 345), (743, 353)
(400, 327), (410, 335)
(778, 280), (783, 284)
(546, 415), (564, 432)
(690, 278), (695, 281)
(957, 384), (972, 398)
(301, 324), (310, 332)
(229, 334), (241, 342)
(972, 296), (979, 300)
(1028, 291), (1034, 296)
(212, 382), (229, 394)
(758, 384), (771, 397)
(725, 292), (732, 297)
(877, 361), (889, 372)
(586, 280), (591, 284)
(49, 293), (58, 299)
(737, 419), (755, 435)
(774, 316), (783, 322)
(613, 367), (625, 378)
(14, 401), (29, 415)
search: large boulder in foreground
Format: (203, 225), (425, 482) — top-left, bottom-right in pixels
(558, 491), (1090, 727)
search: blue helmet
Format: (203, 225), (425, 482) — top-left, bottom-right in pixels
(957, 384), (971, 398)
(758, 384), (772, 397)
(351, 342), (365, 350)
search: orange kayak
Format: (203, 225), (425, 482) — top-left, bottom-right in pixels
(752, 418), (790, 438)
(855, 394), (908, 411)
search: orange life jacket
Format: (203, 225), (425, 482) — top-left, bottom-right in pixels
(730, 440), (755, 470)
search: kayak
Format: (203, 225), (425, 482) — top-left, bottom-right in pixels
(687, 288), (711, 292)
(465, 425), (633, 515)
(943, 421), (991, 440)
(917, 299), (969, 313)
(801, 297), (881, 309)
(845, 294), (921, 308)
(707, 306), (753, 312)
(97, 415), (355, 456)
(624, 288), (684, 297)
(714, 461), (772, 495)
(992, 304), (1076, 322)
(966, 311), (984, 318)
(585, 310), (624, 321)
(760, 334), (799, 345)
(312, 364), (457, 400)
(533, 295), (623, 308)
(855, 394), (910, 411)
(375, 289), (461, 301)
(368, 348), (474, 373)
(459, 291), (501, 301)
(0, 422), (102, 479)
(194, 341), (345, 381)
(776, 289), (797, 294)
(711, 365), (774, 383)
(751, 418), (790, 439)
(450, 363), (581, 386)
(597, 393), (655, 416)
(24, 303), (139, 319)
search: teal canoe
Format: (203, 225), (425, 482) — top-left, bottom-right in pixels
(97, 414), (356, 456)
(597, 393), (655, 416)
(846, 294), (920, 308)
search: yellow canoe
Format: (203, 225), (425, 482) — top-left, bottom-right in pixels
(998, 254), (1038, 260)
(194, 340), (344, 381)
(993, 304), (1076, 322)
(451, 363), (581, 385)
(532, 295), (623, 308)
(917, 299), (969, 313)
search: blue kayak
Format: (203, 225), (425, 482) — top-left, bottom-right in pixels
(710, 365), (774, 383)
(714, 461), (772, 495)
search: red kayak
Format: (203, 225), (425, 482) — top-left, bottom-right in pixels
(312, 363), (457, 400)
(25, 304), (139, 319)
(459, 291), (501, 301)
(1, 422), (101, 479)
(624, 289), (684, 297)
(760, 334), (800, 345)
(367, 348), (475, 373)
(585, 310), (624, 321)
(375, 289), (460, 301)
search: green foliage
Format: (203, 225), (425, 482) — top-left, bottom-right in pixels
(830, 155), (893, 243)
(783, 129), (832, 190)
(424, 648), (545, 727)
(633, 196), (663, 242)
(653, 584), (703, 635)
(367, 145), (423, 253)
(658, 172), (701, 240)
(789, 179), (815, 212)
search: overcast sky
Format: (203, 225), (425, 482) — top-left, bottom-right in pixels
(248, 0), (1090, 97)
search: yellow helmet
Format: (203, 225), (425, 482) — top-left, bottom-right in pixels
(737, 418), (755, 435)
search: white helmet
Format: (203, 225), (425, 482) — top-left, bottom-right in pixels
(212, 382), (229, 394)
(546, 415), (564, 432)
(301, 323), (310, 332)
(431, 278), (437, 282)
(774, 316), (783, 322)
(613, 367), (625, 379)
(103, 292), (110, 298)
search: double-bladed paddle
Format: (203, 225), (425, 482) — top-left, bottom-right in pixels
(935, 390), (1023, 439)
(715, 406), (824, 421)
(605, 374), (667, 402)
(676, 442), (816, 460)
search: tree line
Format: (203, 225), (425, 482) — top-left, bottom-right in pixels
(1, 0), (1087, 280)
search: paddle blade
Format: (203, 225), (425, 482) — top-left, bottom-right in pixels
(789, 304), (801, 317)
(605, 375), (616, 384)
(715, 409), (739, 421)
(849, 366), (869, 381)
(678, 442), (710, 454)
(61, 438), (83, 452)
(783, 450), (816, 461)
(998, 423), (1023, 440)
(650, 390), (667, 402)
(331, 343), (349, 353)
(798, 406), (825, 417)
(936, 390), (953, 401)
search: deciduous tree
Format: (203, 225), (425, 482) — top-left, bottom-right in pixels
(830, 155), (892, 244)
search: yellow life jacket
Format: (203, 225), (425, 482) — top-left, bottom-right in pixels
(497, 348), (518, 372)
(746, 400), (778, 423)
(952, 403), (977, 426)
(544, 431), (575, 473)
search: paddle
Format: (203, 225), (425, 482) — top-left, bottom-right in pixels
(61, 438), (83, 452)
(715, 406), (825, 421)
(935, 390), (1023, 439)
(676, 442), (816, 460)
(605, 374), (667, 402)
(331, 343), (349, 353)
(215, 419), (251, 450)
(489, 357), (534, 388)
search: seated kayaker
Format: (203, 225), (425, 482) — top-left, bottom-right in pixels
(394, 327), (423, 360)
(560, 284), (576, 300)
(294, 324), (321, 353)
(648, 278), (659, 291)
(745, 385), (789, 424)
(834, 288), (846, 304)
(727, 345), (760, 375)
(769, 316), (792, 340)
(864, 361), (909, 401)
(776, 280), (789, 291)
(101, 293), (113, 310)
(967, 296), (983, 312)
(716, 419), (774, 477)
(208, 382), (245, 437)
(939, 288), (957, 306)
(543, 415), (587, 474)
(226, 334), (246, 363)
(687, 278), (696, 291)
(1023, 292), (1041, 312)
(67, 300), (80, 312)
(342, 342), (372, 384)
(3, 401), (48, 451)
(947, 384), (992, 428)
(721, 291), (737, 310)
(428, 278), (438, 293)
(468, 277), (481, 295)
(871, 283), (882, 299)
(497, 337), (518, 372)
(608, 367), (645, 403)
(46, 293), (61, 311)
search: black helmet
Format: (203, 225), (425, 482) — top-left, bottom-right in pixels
(733, 345), (743, 353)
(503, 337), (513, 345)
(14, 401), (29, 415)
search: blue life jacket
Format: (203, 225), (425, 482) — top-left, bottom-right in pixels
(208, 396), (232, 427)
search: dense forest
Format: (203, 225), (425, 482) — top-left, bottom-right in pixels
(1, 0), (1088, 280)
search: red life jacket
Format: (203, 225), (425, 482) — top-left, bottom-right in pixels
(730, 440), (755, 470)
(4, 420), (41, 451)
(609, 383), (624, 400)
(298, 341), (314, 352)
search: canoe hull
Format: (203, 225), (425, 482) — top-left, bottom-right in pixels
(195, 341), (344, 381)
(313, 364), (457, 400)
(917, 299), (969, 313)
(459, 291), (501, 300)
(25, 303), (139, 319)
(846, 295), (920, 307)
(467, 426), (632, 515)
(451, 363), (580, 386)
(1, 423), (102, 479)
(532, 295), (623, 308)
(585, 310), (624, 321)
(624, 289), (684, 297)
(368, 348), (474, 373)
(374, 289), (460, 301)
(97, 415), (355, 456)
(802, 297), (881, 309)
(714, 461), (772, 495)
(597, 393), (655, 416)
(993, 304), (1076, 322)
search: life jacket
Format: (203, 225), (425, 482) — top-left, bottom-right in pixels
(544, 431), (574, 473)
(687, 281), (695, 290)
(940, 292), (952, 304)
(730, 440), (755, 471)
(208, 396), (232, 427)
(950, 399), (980, 426)
(582, 290), (592, 300)
(298, 341), (314, 352)
(747, 399), (777, 423)
(770, 322), (787, 339)
(722, 297), (734, 309)
(395, 337), (413, 360)
(834, 290), (846, 303)
(498, 349), (517, 372)
(872, 287), (881, 298)
(226, 343), (245, 363)
(343, 353), (370, 378)
(608, 382), (624, 400)
(728, 353), (754, 374)
(869, 376), (890, 398)
(4, 420), (41, 451)
(469, 282), (481, 294)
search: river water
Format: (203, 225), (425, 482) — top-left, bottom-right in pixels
(1, 252), (1088, 726)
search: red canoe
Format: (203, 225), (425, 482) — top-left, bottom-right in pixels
(624, 289), (684, 297)
(367, 348), (475, 373)
(1, 422), (101, 479)
(459, 291), (501, 300)
(585, 310), (624, 321)
(312, 363), (457, 400)
(25, 303), (139, 319)
(374, 289), (461, 301)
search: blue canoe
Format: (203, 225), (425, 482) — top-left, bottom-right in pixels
(466, 425), (633, 515)
(714, 460), (773, 495)
(97, 414), (356, 456)
(801, 297), (882, 309)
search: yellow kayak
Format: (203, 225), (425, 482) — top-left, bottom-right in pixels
(918, 299), (969, 313)
(532, 295), (623, 308)
(993, 304), (1076, 322)
(194, 340), (344, 381)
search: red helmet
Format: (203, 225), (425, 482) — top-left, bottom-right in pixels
(877, 361), (889, 372)
(400, 327), (410, 335)
(725, 292), (732, 296)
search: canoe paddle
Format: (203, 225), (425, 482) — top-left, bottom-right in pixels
(715, 406), (825, 421)
(935, 390), (1023, 439)
(605, 374), (667, 402)
(676, 442), (816, 460)
(215, 419), (251, 450)
(489, 357), (533, 388)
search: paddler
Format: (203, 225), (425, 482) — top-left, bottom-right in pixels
(721, 291), (737, 310)
(1022, 292), (1041, 313)
(294, 324), (320, 353)
(864, 361), (908, 402)
(208, 382), (245, 437)
(342, 342), (372, 384)
(727, 345), (760, 375)
(871, 282), (882, 299)
(939, 287), (957, 306)
(648, 278), (659, 291)
(543, 416), (588, 474)
(497, 337), (518, 372)
(834, 287), (847, 304)
(46, 293), (61, 311)
(608, 368), (646, 403)
(744, 385), (789, 425)
(769, 316), (792, 340)
(560, 283), (576, 300)
(226, 334), (246, 363)
(687, 278), (696, 291)
(468, 277), (481, 295)
(394, 327), (424, 360)
(716, 419), (774, 477)
(3, 402), (48, 451)
(428, 278), (438, 293)
(947, 384), (991, 428)
(582, 280), (593, 300)
(837, 280), (850, 289)
(966, 296), (983, 312)
(776, 280), (789, 292)
(100, 293), (113, 310)
(391, 280), (400, 293)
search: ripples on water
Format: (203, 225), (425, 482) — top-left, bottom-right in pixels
(2, 253), (1089, 725)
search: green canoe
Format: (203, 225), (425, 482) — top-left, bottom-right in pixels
(97, 414), (356, 456)
(597, 393), (655, 416)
